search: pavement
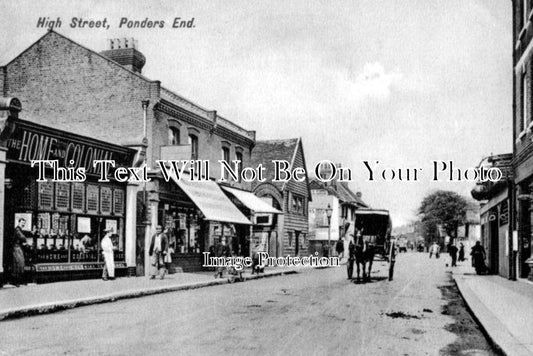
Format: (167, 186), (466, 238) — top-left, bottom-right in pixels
(0, 266), (300, 321)
(451, 261), (533, 356)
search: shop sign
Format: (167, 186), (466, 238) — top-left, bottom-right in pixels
(34, 262), (127, 272)
(6, 119), (134, 177)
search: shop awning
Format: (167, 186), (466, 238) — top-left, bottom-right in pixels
(221, 186), (283, 214)
(168, 174), (252, 225)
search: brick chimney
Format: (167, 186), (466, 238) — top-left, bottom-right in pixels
(100, 38), (146, 74)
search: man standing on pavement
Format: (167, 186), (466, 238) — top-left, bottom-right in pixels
(101, 228), (115, 281)
(214, 237), (231, 278)
(149, 225), (169, 280)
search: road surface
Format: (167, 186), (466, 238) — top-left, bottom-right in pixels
(0, 253), (499, 355)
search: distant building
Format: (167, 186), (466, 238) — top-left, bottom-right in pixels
(307, 177), (368, 257)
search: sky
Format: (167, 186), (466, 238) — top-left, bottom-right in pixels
(0, 0), (513, 227)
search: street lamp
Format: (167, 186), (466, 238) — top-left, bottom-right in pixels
(326, 204), (333, 257)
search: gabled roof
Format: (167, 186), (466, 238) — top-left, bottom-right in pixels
(2, 30), (254, 142)
(250, 138), (311, 198)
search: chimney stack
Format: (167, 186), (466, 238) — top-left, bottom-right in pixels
(100, 38), (146, 74)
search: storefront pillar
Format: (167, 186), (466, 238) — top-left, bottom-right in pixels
(125, 183), (139, 276)
(0, 147), (7, 286)
(144, 192), (159, 274)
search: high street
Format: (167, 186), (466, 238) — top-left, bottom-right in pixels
(0, 253), (499, 355)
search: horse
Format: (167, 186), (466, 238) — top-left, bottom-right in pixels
(353, 228), (375, 283)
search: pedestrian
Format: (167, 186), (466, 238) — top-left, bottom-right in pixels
(323, 242), (329, 258)
(214, 237), (231, 278)
(429, 241), (439, 259)
(470, 241), (487, 275)
(448, 243), (458, 267)
(251, 242), (261, 274)
(458, 243), (465, 262)
(164, 228), (175, 273)
(101, 228), (115, 281)
(335, 238), (345, 260)
(10, 218), (27, 287)
(149, 225), (169, 280)
(347, 240), (355, 279)
(388, 237), (397, 281)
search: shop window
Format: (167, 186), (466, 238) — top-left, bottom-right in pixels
(522, 70), (528, 132)
(38, 181), (54, 210)
(86, 184), (99, 214)
(55, 182), (70, 211)
(100, 187), (112, 215)
(114, 189), (125, 216)
(288, 231), (293, 247)
(222, 146), (230, 179)
(72, 183), (85, 213)
(168, 127), (180, 145)
(189, 134), (198, 160)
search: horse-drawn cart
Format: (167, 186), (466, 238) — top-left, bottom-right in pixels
(347, 209), (393, 282)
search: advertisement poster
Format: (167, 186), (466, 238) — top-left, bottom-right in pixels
(0, 1), (528, 356)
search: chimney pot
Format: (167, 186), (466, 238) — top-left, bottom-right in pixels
(100, 38), (146, 74)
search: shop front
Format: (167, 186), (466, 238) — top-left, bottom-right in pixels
(150, 172), (252, 273)
(2, 118), (135, 283)
(221, 186), (283, 258)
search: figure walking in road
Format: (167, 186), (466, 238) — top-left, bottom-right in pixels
(347, 240), (355, 280)
(448, 243), (458, 267)
(10, 218), (27, 287)
(429, 241), (440, 259)
(101, 228), (115, 281)
(335, 238), (345, 261)
(458, 242), (465, 262)
(149, 225), (169, 280)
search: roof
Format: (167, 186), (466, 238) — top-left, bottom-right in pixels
(337, 182), (369, 208)
(4, 30), (254, 142)
(249, 138), (300, 192)
(309, 179), (369, 208)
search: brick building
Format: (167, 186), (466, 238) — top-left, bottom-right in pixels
(512, 0), (533, 280)
(0, 30), (258, 280)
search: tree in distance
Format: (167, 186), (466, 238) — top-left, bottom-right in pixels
(418, 190), (468, 247)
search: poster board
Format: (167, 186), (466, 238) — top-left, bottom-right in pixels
(77, 217), (91, 234)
